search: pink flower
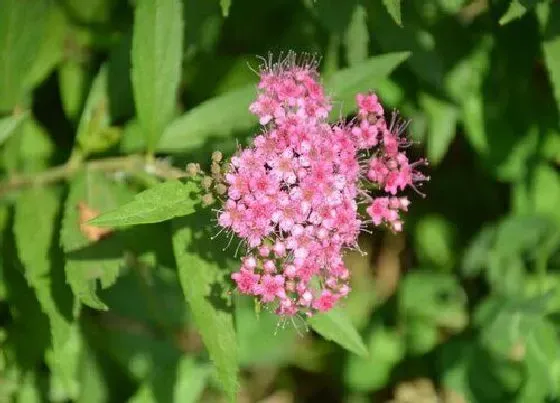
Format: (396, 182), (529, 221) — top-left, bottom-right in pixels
(255, 275), (285, 302)
(312, 291), (339, 312)
(217, 52), (428, 317)
(231, 268), (260, 294)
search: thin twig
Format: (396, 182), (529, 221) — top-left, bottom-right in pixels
(0, 154), (187, 197)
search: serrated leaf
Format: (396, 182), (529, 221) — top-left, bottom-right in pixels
(13, 187), (81, 400)
(90, 180), (199, 228)
(500, 0), (540, 25)
(382, 0), (402, 26)
(308, 307), (368, 357)
(328, 51), (411, 116)
(61, 171), (134, 310)
(344, 5), (369, 66)
(76, 65), (120, 155)
(157, 85), (255, 152)
(132, 0), (184, 151)
(0, 112), (27, 147)
(538, 2), (560, 127)
(172, 213), (238, 401)
(419, 93), (459, 165)
(0, 0), (49, 111)
(220, 0), (231, 17)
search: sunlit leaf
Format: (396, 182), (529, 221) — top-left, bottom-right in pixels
(132, 0), (184, 151)
(172, 213), (238, 401)
(220, 0), (232, 17)
(382, 0), (402, 26)
(0, 112), (27, 147)
(344, 5), (369, 66)
(500, 0), (540, 25)
(157, 85), (255, 152)
(59, 59), (89, 121)
(308, 307), (368, 357)
(0, 0), (49, 111)
(538, 2), (560, 129)
(14, 187), (81, 400)
(60, 171), (133, 310)
(90, 181), (200, 228)
(419, 93), (458, 165)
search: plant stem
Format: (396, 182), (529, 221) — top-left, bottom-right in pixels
(0, 154), (187, 197)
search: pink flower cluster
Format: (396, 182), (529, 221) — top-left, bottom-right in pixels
(217, 53), (427, 317)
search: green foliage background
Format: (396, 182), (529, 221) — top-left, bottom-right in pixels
(1, 0), (560, 402)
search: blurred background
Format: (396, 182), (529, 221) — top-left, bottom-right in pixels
(1, 0), (560, 402)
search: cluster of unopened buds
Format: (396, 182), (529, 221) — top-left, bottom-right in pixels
(202, 53), (428, 317)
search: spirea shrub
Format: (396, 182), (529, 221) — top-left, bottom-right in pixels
(211, 53), (428, 317)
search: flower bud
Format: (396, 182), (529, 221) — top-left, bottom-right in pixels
(211, 162), (221, 175)
(201, 193), (214, 206)
(211, 151), (223, 163)
(201, 176), (213, 190)
(186, 162), (200, 177)
(215, 183), (227, 195)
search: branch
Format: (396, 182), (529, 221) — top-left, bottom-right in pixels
(0, 155), (187, 197)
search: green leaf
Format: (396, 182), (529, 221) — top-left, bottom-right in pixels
(344, 324), (404, 391)
(0, 112), (27, 147)
(13, 187), (81, 400)
(131, 0), (184, 151)
(518, 318), (560, 400)
(500, 0), (540, 25)
(220, 0), (231, 17)
(538, 2), (560, 128)
(414, 214), (456, 271)
(344, 5), (369, 66)
(532, 163), (560, 224)
(236, 297), (297, 367)
(477, 293), (554, 357)
(0, 0), (49, 111)
(405, 318), (439, 355)
(308, 307), (368, 357)
(58, 60), (90, 121)
(438, 338), (523, 403)
(60, 171), (134, 310)
(75, 65), (120, 156)
(129, 357), (210, 403)
(90, 180), (200, 228)
(172, 213), (238, 401)
(461, 225), (497, 277)
(400, 272), (467, 329)
(77, 344), (109, 403)
(157, 85), (255, 152)
(419, 93), (459, 165)
(381, 0), (402, 26)
(327, 51), (411, 116)
(24, 4), (66, 89)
